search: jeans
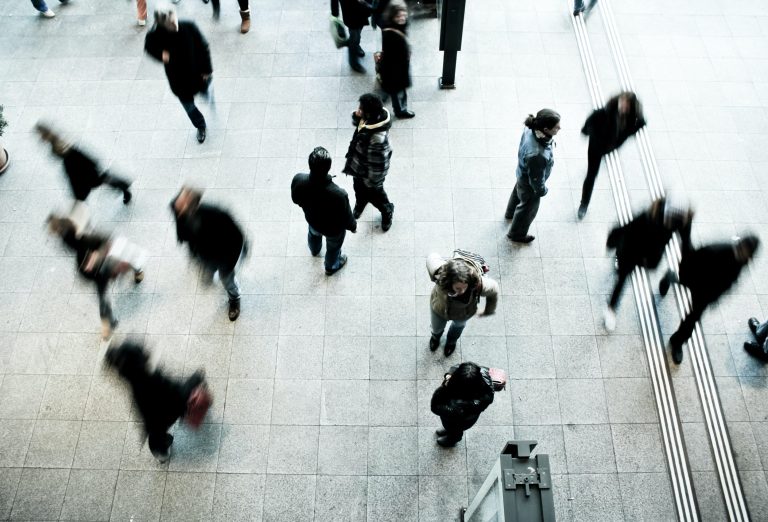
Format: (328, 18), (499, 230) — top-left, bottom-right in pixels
(430, 309), (469, 342)
(31, 0), (64, 12)
(178, 78), (212, 130)
(347, 27), (363, 66)
(353, 178), (393, 216)
(580, 142), (604, 208)
(100, 171), (132, 198)
(506, 179), (541, 238)
(308, 226), (346, 272)
(388, 89), (409, 115)
(219, 268), (241, 301)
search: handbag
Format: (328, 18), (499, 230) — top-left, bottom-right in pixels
(184, 383), (213, 429)
(487, 368), (507, 392)
(330, 16), (348, 48)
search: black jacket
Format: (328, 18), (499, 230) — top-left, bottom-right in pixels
(172, 202), (244, 272)
(430, 379), (494, 431)
(291, 172), (357, 236)
(145, 21), (213, 99)
(582, 99), (646, 155)
(678, 243), (746, 304)
(607, 210), (691, 273)
(62, 147), (104, 201)
(331, 0), (373, 29)
(380, 26), (411, 92)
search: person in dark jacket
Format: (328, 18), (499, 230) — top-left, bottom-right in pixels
(145, 6), (213, 143)
(35, 122), (132, 204)
(343, 93), (395, 232)
(578, 92), (645, 219)
(48, 215), (146, 339)
(291, 147), (357, 276)
(331, 0), (374, 73)
(506, 109), (560, 243)
(604, 198), (693, 331)
(105, 340), (205, 462)
(744, 316), (768, 362)
(430, 362), (495, 447)
(379, 2), (414, 119)
(171, 186), (245, 321)
(660, 235), (759, 364)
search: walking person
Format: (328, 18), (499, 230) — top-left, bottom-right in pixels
(379, 1), (415, 119)
(331, 0), (374, 73)
(430, 362), (495, 447)
(105, 340), (209, 462)
(291, 147), (357, 276)
(578, 91), (646, 219)
(660, 235), (759, 364)
(145, 5), (213, 143)
(426, 251), (498, 356)
(35, 122), (133, 204)
(603, 198), (693, 331)
(343, 93), (395, 232)
(171, 186), (246, 321)
(505, 109), (560, 244)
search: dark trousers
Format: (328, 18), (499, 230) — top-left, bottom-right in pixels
(580, 143), (604, 208)
(440, 416), (478, 444)
(388, 89), (409, 115)
(147, 372), (204, 458)
(179, 98), (206, 130)
(100, 172), (132, 197)
(353, 178), (392, 215)
(506, 179), (540, 238)
(670, 296), (708, 348)
(347, 27), (363, 66)
(308, 226), (346, 272)
(96, 281), (116, 326)
(609, 266), (632, 309)
(211, 0), (249, 11)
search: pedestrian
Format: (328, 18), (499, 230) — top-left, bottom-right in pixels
(578, 91), (646, 219)
(35, 122), (133, 205)
(603, 198), (693, 331)
(291, 147), (357, 276)
(105, 340), (208, 462)
(30, 0), (68, 18)
(145, 5), (214, 143)
(745, 317), (768, 362)
(331, 0), (374, 73)
(505, 109), (560, 244)
(47, 214), (147, 339)
(206, 0), (252, 32)
(170, 186), (245, 321)
(379, 1), (415, 119)
(430, 362), (495, 447)
(573, 0), (596, 16)
(426, 251), (498, 356)
(343, 93), (395, 232)
(660, 235), (759, 364)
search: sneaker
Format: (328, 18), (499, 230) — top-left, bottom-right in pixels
(196, 127), (206, 144)
(137, 18), (147, 26)
(325, 254), (348, 276)
(603, 307), (616, 332)
(42, 9), (55, 17)
(228, 299), (240, 321)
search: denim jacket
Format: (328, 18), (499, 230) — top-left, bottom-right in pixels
(515, 128), (554, 197)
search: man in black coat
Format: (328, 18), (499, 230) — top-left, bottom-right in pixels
(145, 6), (213, 143)
(578, 91), (646, 219)
(660, 235), (759, 364)
(380, 3), (414, 118)
(291, 147), (357, 276)
(331, 0), (374, 73)
(35, 122), (133, 204)
(171, 186), (245, 321)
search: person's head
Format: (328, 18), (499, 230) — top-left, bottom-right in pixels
(435, 259), (480, 298)
(388, 1), (408, 25)
(524, 108), (561, 138)
(734, 235), (759, 263)
(154, 4), (178, 32)
(34, 121), (70, 157)
(445, 362), (489, 397)
(46, 214), (75, 238)
(308, 146), (332, 179)
(616, 91), (639, 115)
(357, 93), (384, 121)
(172, 186), (202, 217)
(105, 340), (151, 380)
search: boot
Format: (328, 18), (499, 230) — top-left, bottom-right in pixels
(239, 10), (251, 34)
(228, 299), (240, 321)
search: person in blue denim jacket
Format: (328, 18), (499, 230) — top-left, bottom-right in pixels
(505, 109), (560, 244)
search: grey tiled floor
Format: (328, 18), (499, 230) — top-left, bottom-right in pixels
(0, 0), (767, 520)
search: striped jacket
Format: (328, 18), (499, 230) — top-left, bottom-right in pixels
(343, 109), (393, 188)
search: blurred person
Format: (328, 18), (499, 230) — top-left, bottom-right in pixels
(744, 316), (768, 362)
(291, 147), (357, 276)
(145, 5), (213, 143)
(573, 0), (596, 16)
(578, 91), (645, 219)
(170, 186), (245, 321)
(604, 198), (693, 331)
(430, 362), (495, 447)
(105, 340), (209, 462)
(505, 109), (560, 244)
(30, 0), (69, 18)
(47, 214), (147, 339)
(331, 0), (374, 73)
(379, 1), (414, 119)
(660, 235), (760, 364)
(426, 251), (498, 357)
(343, 93), (395, 232)
(35, 122), (133, 204)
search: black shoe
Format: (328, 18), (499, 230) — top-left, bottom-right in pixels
(577, 203), (588, 220)
(748, 317), (760, 336)
(197, 127), (207, 143)
(325, 254), (348, 276)
(744, 341), (762, 356)
(659, 274), (671, 297)
(444, 340), (456, 357)
(437, 436), (458, 448)
(381, 204), (394, 232)
(429, 335), (440, 351)
(228, 299), (240, 321)
(350, 62), (367, 73)
(508, 234), (535, 244)
(123, 191), (132, 204)
(435, 428), (447, 437)
(670, 337), (683, 364)
(395, 110), (415, 119)
(357, 48), (365, 58)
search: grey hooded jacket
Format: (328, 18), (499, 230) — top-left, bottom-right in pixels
(515, 127), (554, 197)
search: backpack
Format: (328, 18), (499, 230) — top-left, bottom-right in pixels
(453, 249), (490, 274)
(184, 383), (213, 429)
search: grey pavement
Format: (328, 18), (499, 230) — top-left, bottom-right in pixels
(0, 0), (767, 520)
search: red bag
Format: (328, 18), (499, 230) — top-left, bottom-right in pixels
(487, 368), (507, 392)
(184, 384), (213, 429)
